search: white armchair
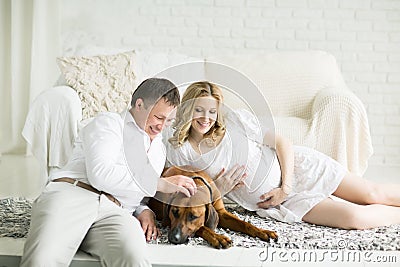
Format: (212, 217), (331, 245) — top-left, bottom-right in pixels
(23, 50), (373, 181)
(208, 51), (373, 175)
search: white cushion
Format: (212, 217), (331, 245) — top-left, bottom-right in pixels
(56, 50), (137, 119)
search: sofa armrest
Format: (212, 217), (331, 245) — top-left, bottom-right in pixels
(22, 86), (82, 180)
(310, 87), (373, 175)
(312, 87), (360, 114)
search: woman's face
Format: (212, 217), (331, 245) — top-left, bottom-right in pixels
(190, 96), (219, 136)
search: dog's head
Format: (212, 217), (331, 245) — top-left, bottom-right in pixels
(161, 166), (220, 244)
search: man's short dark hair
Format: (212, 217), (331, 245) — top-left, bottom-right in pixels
(131, 78), (180, 108)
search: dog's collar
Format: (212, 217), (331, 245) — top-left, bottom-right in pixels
(191, 176), (213, 204)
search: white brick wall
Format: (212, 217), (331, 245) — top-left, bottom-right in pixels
(61, 0), (400, 167)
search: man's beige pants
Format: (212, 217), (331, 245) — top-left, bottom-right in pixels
(20, 182), (151, 267)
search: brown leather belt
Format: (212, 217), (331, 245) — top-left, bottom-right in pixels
(53, 178), (121, 207)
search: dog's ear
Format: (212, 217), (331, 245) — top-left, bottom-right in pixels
(204, 203), (219, 230)
(162, 203), (172, 227)
(162, 192), (178, 227)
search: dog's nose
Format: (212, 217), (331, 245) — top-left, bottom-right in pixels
(168, 227), (186, 244)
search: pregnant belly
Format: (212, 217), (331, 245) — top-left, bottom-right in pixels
(227, 150), (281, 211)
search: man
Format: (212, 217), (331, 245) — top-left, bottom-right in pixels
(20, 78), (197, 267)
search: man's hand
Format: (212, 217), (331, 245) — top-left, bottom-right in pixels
(157, 175), (197, 197)
(214, 164), (247, 195)
(136, 209), (160, 242)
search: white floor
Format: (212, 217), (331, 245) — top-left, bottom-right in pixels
(0, 154), (399, 267)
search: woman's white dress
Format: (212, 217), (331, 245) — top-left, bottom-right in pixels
(164, 109), (347, 223)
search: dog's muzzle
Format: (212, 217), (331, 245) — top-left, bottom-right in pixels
(168, 227), (188, 244)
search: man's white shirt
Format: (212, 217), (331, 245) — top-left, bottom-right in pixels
(49, 111), (166, 213)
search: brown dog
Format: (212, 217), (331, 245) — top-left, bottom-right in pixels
(148, 166), (278, 249)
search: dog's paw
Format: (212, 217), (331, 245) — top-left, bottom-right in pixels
(257, 229), (278, 242)
(208, 233), (232, 249)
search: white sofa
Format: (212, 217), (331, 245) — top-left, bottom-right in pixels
(22, 49), (373, 182)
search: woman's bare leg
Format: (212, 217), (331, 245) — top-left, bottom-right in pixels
(302, 198), (400, 230)
(333, 173), (400, 206)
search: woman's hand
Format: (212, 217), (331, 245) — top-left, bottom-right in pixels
(214, 164), (247, 195)
(157, 175), (197, 197)
(136, 209), (160, 242)
(257, 187), (288, 209)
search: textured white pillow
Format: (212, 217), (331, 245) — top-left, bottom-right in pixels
(57, 50), (136, 119)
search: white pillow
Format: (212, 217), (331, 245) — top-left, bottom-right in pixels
(57, 50), (137, 119)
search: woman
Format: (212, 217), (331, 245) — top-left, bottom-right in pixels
(164, 81), (400, 230)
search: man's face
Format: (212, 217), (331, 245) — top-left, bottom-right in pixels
(135, 98), (176, 141)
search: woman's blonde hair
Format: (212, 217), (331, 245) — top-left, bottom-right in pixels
(169, 81), (226, 147)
